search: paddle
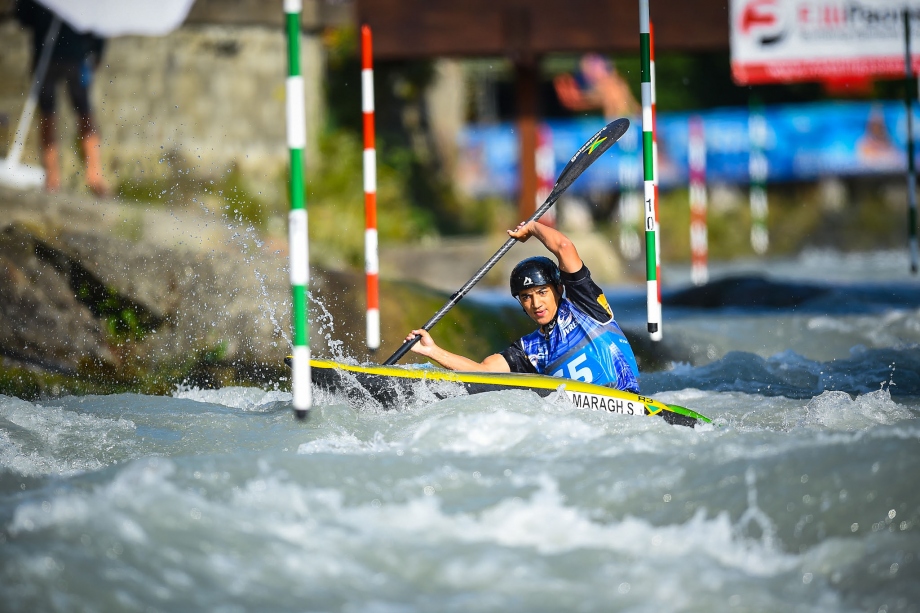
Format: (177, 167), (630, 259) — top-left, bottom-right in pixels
(384, 117), (631, 365)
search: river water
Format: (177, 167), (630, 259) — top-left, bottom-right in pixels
(1, 249), (918, 612)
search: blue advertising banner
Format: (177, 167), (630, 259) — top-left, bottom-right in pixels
(455, 101), (915, 197)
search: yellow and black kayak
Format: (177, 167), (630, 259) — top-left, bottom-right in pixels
(287, 358), (712, 428)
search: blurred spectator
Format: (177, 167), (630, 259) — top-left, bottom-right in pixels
(856, 104), (901, 169)
(15, 0), (110, 196)
(554, 54), (639, 119)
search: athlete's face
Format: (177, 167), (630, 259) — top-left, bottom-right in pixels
(517, 284), (561, 327)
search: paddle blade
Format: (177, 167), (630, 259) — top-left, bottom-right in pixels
(550, 118), (629, 198)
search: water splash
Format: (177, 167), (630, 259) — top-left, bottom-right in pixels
(800, 387), (913, 431)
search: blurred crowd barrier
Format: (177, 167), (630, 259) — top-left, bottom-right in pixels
(456, 100), (914, 197)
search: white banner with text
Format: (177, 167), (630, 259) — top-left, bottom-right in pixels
(731, 0), (920, 84)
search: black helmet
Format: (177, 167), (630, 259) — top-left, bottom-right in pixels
(510, 256), (561, 297)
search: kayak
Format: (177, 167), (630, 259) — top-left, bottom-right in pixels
(288, 358), (712, 428)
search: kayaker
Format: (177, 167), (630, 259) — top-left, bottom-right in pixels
(406, 220), (640, 392)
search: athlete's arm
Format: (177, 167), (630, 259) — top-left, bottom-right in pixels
(507, 220), (583, 273)
(406, 329), (511, 372)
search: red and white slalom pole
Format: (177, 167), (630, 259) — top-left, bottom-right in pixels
(688, 116), (708, 286)
(535, 123), (556, 227)
(362, 24), (380, 351)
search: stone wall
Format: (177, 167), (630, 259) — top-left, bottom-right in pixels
(0, 17), (323, 199)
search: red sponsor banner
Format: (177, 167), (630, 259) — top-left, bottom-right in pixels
(731, 0), (920, 84)
(736, 56), (920, 83)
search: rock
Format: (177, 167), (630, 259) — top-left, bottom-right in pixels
(0, 225), (111, 373)
(0, 188), (299, 386)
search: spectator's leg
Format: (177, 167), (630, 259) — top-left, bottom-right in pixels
(37, 65), (60, 193)
(39, 111), (60, 192)
(77, 114), (110, 198)
(70, 61), (110, 197)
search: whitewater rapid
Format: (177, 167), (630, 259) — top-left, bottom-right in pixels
(1, 249), (918, 612)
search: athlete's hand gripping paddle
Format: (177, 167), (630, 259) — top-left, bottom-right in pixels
(384, 118), (630, 366)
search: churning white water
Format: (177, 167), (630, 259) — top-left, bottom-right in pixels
(1, 249), (918, 612)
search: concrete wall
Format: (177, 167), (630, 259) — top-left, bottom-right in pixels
(425, 59), (466, 173)
(0, 18), (323, 199)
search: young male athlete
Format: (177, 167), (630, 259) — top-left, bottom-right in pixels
(405, 220), (641, 392)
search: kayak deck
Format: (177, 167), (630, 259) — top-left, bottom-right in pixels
(287, 358), (711, 428)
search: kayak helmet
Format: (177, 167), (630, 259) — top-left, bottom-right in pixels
(510, 256), (561, 297)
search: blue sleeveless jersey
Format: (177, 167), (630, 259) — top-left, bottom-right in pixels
(517, 298), (640, 393)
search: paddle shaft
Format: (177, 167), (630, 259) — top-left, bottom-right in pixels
(384, 188), (565, 365)
(383, 118), (630, 365)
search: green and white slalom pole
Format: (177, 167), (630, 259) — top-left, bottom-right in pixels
(650, 21), (662, 342)
(639, 0), (660, 337)
(285, 0), (311, 419)
(904, 7), (919, 274)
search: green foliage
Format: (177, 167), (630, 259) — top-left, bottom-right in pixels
(320, 25), (497, 240)
(116, 175), (192, 205)
(304, 128), (514, 269)
(0, 363), (149, 399)
(220, 166), (266, 229)
(0, 341), (269, 399)
(306, 129), (435, 268)
(656, 188), (762, 261)
(116, 163), (267, 230)
(322, 26), (364, 135)
(0, 365), (45, 400)
(71, 275), (161, 344)
(137, 343), (252, 393)
(80, 283), (153, 342)
(650, 182), (904, 264)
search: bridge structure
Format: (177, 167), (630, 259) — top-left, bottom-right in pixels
(355, 0), (731, 217)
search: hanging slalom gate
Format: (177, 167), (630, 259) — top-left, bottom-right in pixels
(617, 125), (642, 261)
(535, 124), (556, 227)
(285, 0), (311, 418)
(639, 1), (661, 338)
(688, 116), (708, 286)
(903, 8), (919, 274)
(618, 191), (642, 261)
(362, 24), (381, 350)
(749, 100), (769, 255)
